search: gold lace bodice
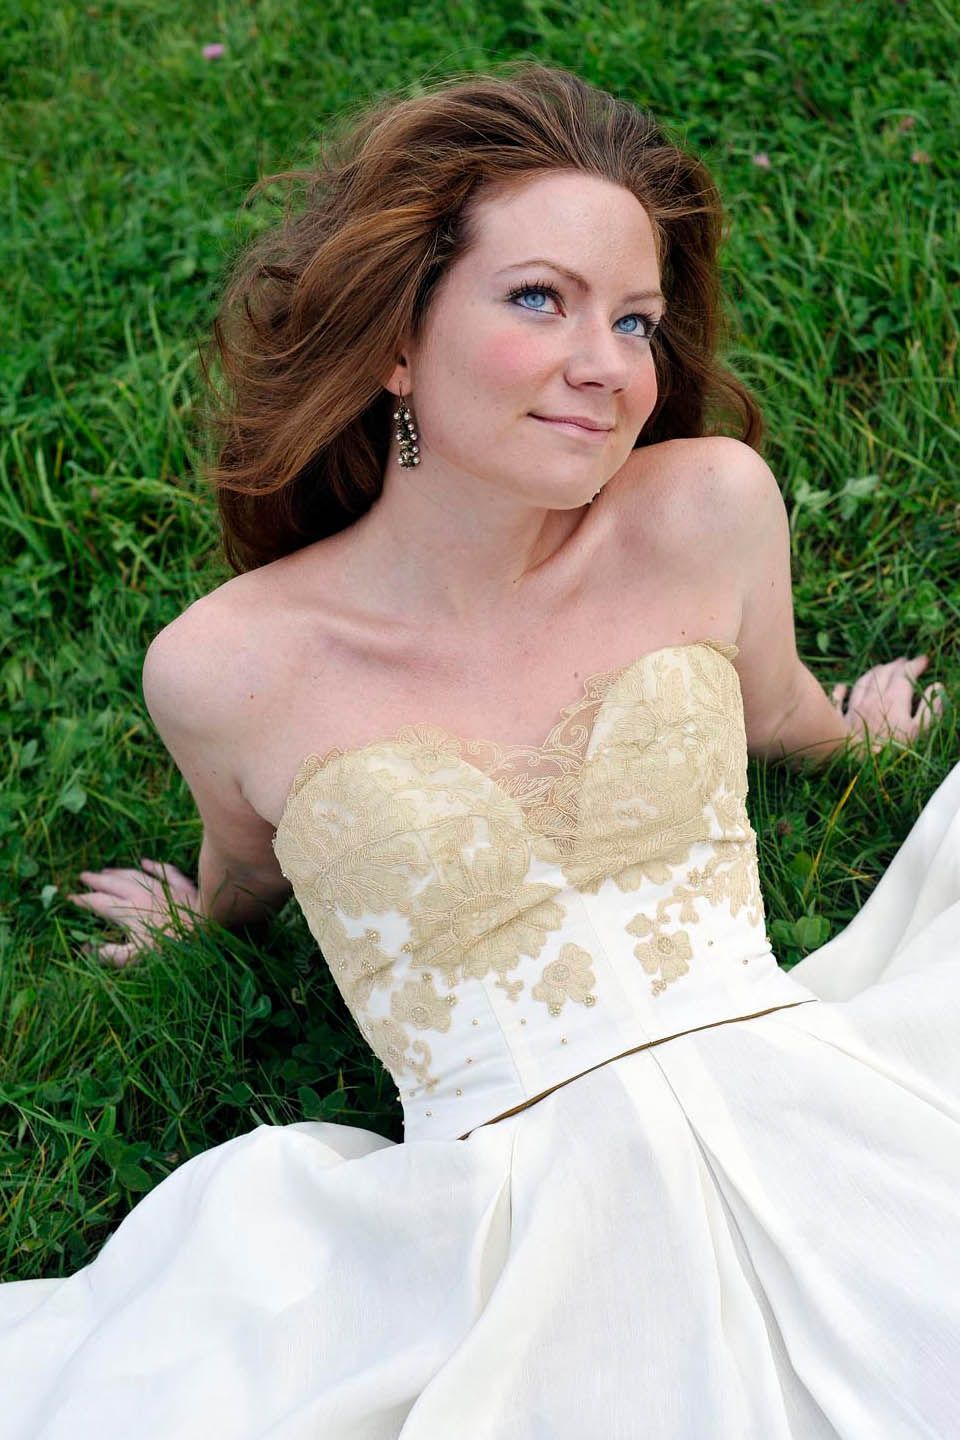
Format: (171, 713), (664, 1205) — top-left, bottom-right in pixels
(273, 640), (817, 1141)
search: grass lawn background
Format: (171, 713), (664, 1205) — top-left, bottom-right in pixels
(1, 0), (957, 1277)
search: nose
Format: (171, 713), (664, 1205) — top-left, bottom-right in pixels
(563, 316), (634, 391)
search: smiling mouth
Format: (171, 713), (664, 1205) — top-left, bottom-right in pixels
(530, 415), (613, 438)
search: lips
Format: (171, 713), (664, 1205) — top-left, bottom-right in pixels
(531, 413), (613, 432)
(530, 414), (614, 444)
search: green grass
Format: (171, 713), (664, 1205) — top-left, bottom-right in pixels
(1, 0), (957, 1278)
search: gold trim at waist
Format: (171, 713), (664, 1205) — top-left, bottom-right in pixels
(456, 998), (821, 1141)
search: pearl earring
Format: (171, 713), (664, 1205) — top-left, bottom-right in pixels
(393, 387), (420, 468)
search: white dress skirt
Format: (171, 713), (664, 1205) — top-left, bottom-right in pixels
(1, 640), (958, 1438)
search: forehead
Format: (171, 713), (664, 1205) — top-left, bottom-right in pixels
(464, 170), (658, 274)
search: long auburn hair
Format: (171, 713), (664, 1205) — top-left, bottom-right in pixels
(202, 62), (762, 574)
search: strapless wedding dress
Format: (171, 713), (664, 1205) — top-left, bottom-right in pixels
(2, 639), (959, 1438)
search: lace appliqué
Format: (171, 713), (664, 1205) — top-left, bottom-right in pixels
(273, 640), (762, 1086)
(578, 644), (765, 997)
(626, 914), (694, 995)
(531, 943), (600, 1016)
(277, 746), (573, 1088)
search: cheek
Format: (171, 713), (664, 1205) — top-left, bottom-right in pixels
(472, 331), (545, 389)
(628, 353), (659, 422)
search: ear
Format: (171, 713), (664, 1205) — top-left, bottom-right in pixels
(383, 351), (412, 398)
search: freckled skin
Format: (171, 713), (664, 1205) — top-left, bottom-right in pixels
(395, 170), (664, 512)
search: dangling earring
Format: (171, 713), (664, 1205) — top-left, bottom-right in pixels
(393, 386), (420, 468)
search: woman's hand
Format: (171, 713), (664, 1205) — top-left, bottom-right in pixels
(66, 859), (201, 967)
(830, 654), (946, 754)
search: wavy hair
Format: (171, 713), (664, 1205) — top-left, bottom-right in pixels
(202, 62), (761, 573)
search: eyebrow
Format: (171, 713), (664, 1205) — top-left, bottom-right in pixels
(496, 257), (666, 307)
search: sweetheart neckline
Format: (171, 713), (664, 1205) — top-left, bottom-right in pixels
(273, 638), (740, 837)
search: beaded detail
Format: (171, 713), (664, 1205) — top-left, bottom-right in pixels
(274, 642), (764, 1104)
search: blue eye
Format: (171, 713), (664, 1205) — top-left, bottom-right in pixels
(507, 283), (559, 312)
(506, 280), (660, 338)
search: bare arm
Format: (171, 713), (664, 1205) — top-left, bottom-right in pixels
(68, 600), (291, 964)
(140, 609), (292, 928)
(718, 441), (943, 767)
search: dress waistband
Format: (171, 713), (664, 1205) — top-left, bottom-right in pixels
(456, 997), (821, 1141)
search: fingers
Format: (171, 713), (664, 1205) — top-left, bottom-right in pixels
(916, 681), (946, 725)
(846, 666), (880, 710)
(837, 654), (946, 747)
(66, 888), (145, 919)
(75, 867), (157, 901)
(140, 858), (181, 875)
(64, 858), (201, 965)
(83, 941), (142, 968)
(68, 860), (198, 914)
(140, 858), (196, 893)
(901, 659), (945, 734)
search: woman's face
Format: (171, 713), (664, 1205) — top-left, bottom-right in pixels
(397, 170), (664, 508)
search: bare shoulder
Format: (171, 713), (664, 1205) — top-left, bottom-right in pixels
(618, 434), (805, 754)
(141, 566), (308, 878)
(614, 437), (802, 757)
(143, 577), (239, 730)
(142, 566), (284, 742)
(617, 435), (782, 549)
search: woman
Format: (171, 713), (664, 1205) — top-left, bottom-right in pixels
(2, 62), (957, 1439)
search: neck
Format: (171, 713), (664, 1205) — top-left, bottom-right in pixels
(340, 463), (602, 630)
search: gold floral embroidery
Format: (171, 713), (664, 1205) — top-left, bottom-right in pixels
(322, 913), (396, 1009)
(273, 763), (432, 923)
(531, 943), (599, 1016)
(626, 913), (694, 996)
(275, 737), (572, 1089)
(391, 971), (459, 1031)
(565, 645), (748, 889)
(273, 641), (764, 1084)
(361, 1015), (439, 1094)
(571, 645), (763, 997)
(400, 842), (566, 1001)
(622, 839), (764, 997)
(297, 908), (434, 1085)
